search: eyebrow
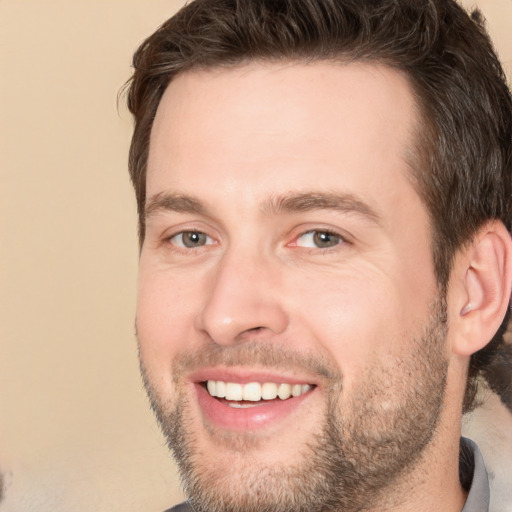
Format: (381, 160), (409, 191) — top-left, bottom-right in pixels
(261, 192), (381, 224)
(144, 190), (381, 224)
(145, 192), (206, 219)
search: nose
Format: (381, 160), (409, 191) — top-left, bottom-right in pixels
(194, 249), (289, 345)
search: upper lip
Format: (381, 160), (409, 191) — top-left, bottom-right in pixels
(188, 367), (318, 386)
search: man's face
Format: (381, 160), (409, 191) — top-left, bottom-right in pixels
(137, 62), (449, 511)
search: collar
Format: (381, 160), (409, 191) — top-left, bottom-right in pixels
(461, 437), (490, 512)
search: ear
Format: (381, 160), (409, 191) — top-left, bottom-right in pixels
(449, 221), (512, 357)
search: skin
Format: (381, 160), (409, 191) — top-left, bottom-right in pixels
(137, 62), (469, 511)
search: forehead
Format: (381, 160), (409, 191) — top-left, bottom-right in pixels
(147, 61), (421, 221)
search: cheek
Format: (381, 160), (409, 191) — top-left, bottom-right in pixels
(136, 265), (200, 385)
(288, 265), (420, 386)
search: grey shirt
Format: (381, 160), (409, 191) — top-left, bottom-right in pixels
(164, 437), (489, 512)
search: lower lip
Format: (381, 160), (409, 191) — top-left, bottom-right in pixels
(195, 384), (314, 431)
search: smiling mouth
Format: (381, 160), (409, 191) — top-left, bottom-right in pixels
(205, 380), (314, 407)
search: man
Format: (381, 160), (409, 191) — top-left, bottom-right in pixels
(125, 1), (512, 511)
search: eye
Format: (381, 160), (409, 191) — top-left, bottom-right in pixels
(169, 231), (214, 248)
(294, 230), (344, 249)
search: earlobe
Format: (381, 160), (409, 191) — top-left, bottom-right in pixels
(452, 222), (512, 357)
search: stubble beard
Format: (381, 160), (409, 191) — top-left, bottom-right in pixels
(140, 298), (448, 512)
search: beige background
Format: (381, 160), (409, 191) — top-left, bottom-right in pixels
(0, 1), (511, 511)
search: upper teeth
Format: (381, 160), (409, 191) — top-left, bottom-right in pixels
(206, 381), (312, 401)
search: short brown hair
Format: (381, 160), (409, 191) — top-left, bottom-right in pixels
(125, 0), (512, 411)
